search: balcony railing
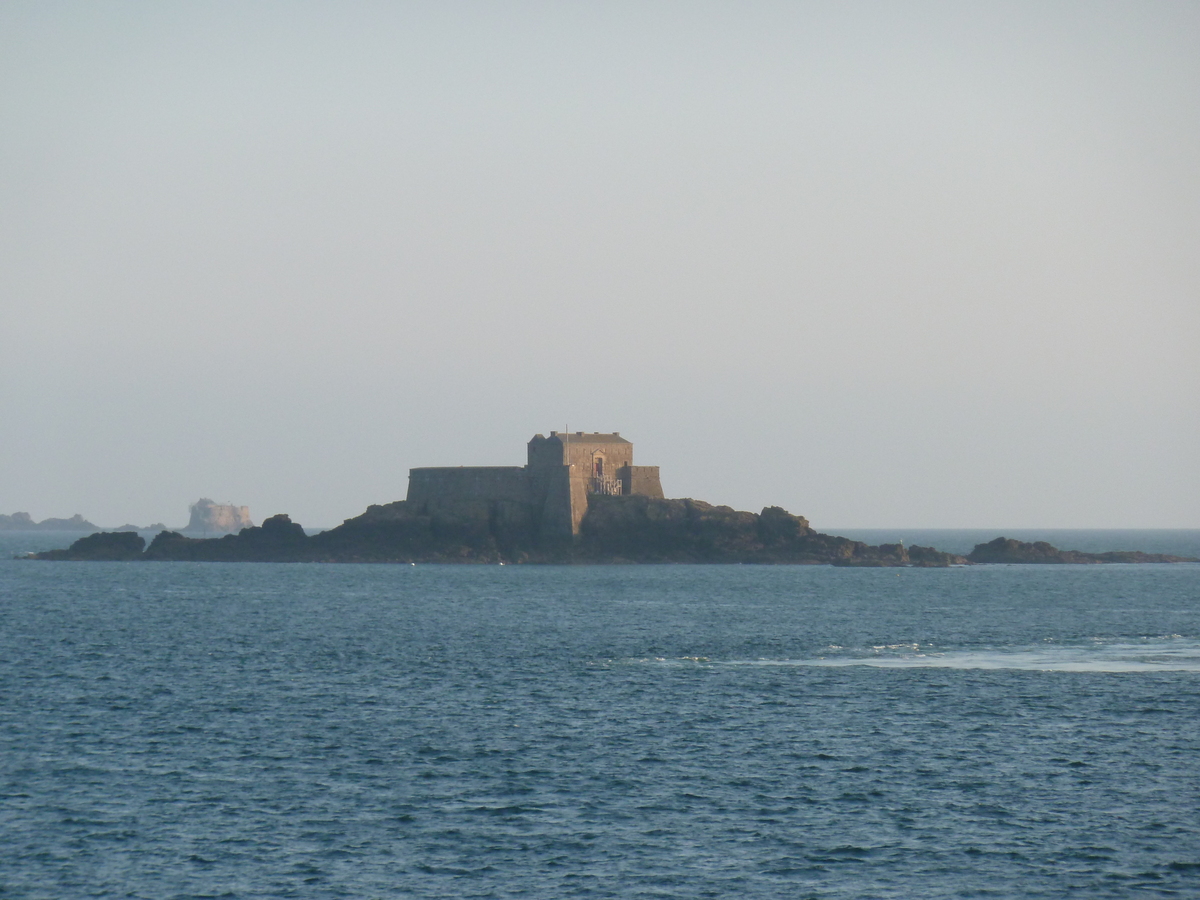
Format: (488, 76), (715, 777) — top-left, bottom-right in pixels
(590, 475), (622, 496)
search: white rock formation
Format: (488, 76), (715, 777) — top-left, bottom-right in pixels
(182, 498), (254, 534)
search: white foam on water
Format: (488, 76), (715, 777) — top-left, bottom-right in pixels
(725, 640), (1200, 672)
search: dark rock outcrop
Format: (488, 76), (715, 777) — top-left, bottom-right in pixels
(571, 497), (966, 565)
(966, 537), (1196, 564)
(32, 502), (1191, 567)
(142, 514), (308, 561)
(33, 497), (966, 566)
(36, 531), (146, 560)
(307, 502), (479, 563)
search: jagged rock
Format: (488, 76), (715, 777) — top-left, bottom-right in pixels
(258, 513), (307, 540)
(143, 514), (308, 561)
(758, 505), (813, 545)
(908, 544), (964, 567)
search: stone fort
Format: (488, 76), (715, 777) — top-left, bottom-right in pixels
(407, 432), (663, 540)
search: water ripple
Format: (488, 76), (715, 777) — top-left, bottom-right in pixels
(2, 562), (1199, 898)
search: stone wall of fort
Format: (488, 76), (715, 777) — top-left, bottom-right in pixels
(623, 466), (664, 499)
(407, 433), (661, 541)
(407, 467), (531, 508)
(407, 467), (539, 537)
(527, 432), (634, 480)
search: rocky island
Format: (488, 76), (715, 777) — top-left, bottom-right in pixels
(23, 431), (1197, 566)
(3, 498), (245, 537)
(1, 511), (168, 532)
(32, 502), (1196, 566)
(35, 498), (965, 565)
(965, 536), (1193, 565)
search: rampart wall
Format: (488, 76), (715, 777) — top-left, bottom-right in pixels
(407, 467), (531, 508)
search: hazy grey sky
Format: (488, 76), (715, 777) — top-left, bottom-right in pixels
(2, 1), (1197, 528)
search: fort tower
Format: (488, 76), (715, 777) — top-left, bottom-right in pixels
(406, 431), (663, 540)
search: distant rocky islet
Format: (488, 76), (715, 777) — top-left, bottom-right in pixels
(0, 512), (105, 532)
(1, 498), (248, 536)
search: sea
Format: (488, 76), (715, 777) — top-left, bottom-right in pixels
(2, 530), (1199, 899)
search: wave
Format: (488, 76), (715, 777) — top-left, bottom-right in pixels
(624, 639), (1200, 672)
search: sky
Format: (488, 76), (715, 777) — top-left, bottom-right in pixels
(2, 1), (1198, 529)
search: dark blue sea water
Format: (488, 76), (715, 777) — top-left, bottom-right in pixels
(3, 555), (1200, 898)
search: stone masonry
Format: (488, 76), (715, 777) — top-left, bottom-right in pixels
(406, 432), (664, 540)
